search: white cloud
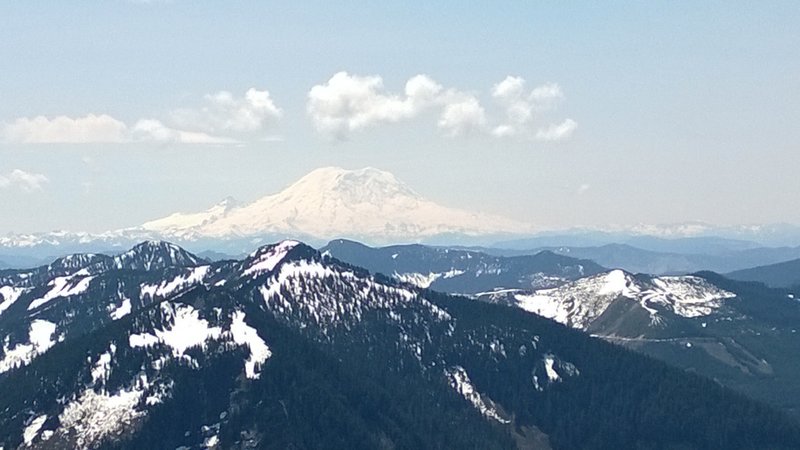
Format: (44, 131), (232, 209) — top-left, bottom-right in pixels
(491, 76), (570, 139)
(437, 95), (487, 137)
(131, 119), (239, 144)
(170, 88), (282, 134)
(577, 183), (591, 195)
(308, 72), (577, 142)
(307, 72), (443, 138)
(1, 114), (128, 144)
(1, 88), (280, 145)
(0, 169), (49, 192)
(535, 119), (578, 142)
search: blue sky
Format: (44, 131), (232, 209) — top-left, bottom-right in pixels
(1, 1), (798, 233)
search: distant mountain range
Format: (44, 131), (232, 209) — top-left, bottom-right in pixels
(0, 167), (533, 256)
(1, 167), (800, 264)
(497, 224), (800, 249)
(4, 240), (796, 448)
(538, 243), (800, 275)
(320, 239), (606, 294)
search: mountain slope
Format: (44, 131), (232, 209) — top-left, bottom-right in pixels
(727, 258), (800, 288)
(2, 241), (798, 449)
(321, 239), (605, 294)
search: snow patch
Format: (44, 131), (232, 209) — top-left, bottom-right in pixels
(243, 240), (299, 277)
(228, 311), (271, 379)
(393, 269), (466, 288)
(446, 366), (509, 424)
(57, 386), (145, 450)
(129, 306), (271, 380)
(515, 270), (735, 330)
(393, 272), (441, 288)
(91, 344), (116, 386)
(23, 414), (47, 446)
(542, 354), (579, 384)
(0, 320), (57, 373)
(543, 355), (560, 382)
(0, 286), (25, 315)
(109, 297), (132, 320)
(28, 275), (94, 310)
(128, 303), (221, 357)
(647, 276), (735, 318)
(140, 266), (210, 299)
(203, 434), (220, 448)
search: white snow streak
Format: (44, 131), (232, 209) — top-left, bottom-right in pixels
(128, 303), (221, 357)
(515, 270), (735, 330)
(28, 275), (94, 310)
(109, 298), (132, 320)
(90, 344), (116, 385)
(228, 311), (271, 379)
(0, 320), (57, 373)
(140, 266), (210, 299)
(543, 355), (560, 382)
(23, 414), (47, 446)
(0, 286), (25, 315)
(58, 386), (145, 450)
(243, 240), (299, 277)
(446, 366), (509, 424)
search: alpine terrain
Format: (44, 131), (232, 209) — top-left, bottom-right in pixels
(1, 241), (798, 449)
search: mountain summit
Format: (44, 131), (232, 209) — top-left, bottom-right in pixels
(141, 167), (532, 242)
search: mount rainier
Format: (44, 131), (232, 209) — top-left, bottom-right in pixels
(0, 167), (533, 256)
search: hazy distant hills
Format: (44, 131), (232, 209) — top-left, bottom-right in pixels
(469, 243), (800, 275)
(496, 224), (800, 249)
(321, 239), (606, 294)
(727, 258), (800, 288)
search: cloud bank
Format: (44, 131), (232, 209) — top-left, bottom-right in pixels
(0, 169), (49, 192)
(306, 72), (445, 138)
(0, 88), (280, 145)
(308, 72), (576, 141)
(1, 75), (575, 145)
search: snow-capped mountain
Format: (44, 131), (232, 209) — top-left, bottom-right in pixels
(3, 167), (800, 262)
(141, 167), (533, 242)
(0, 167), (534, 256)
(2, 240), (796, 449)
(140, 197), (239, 235)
